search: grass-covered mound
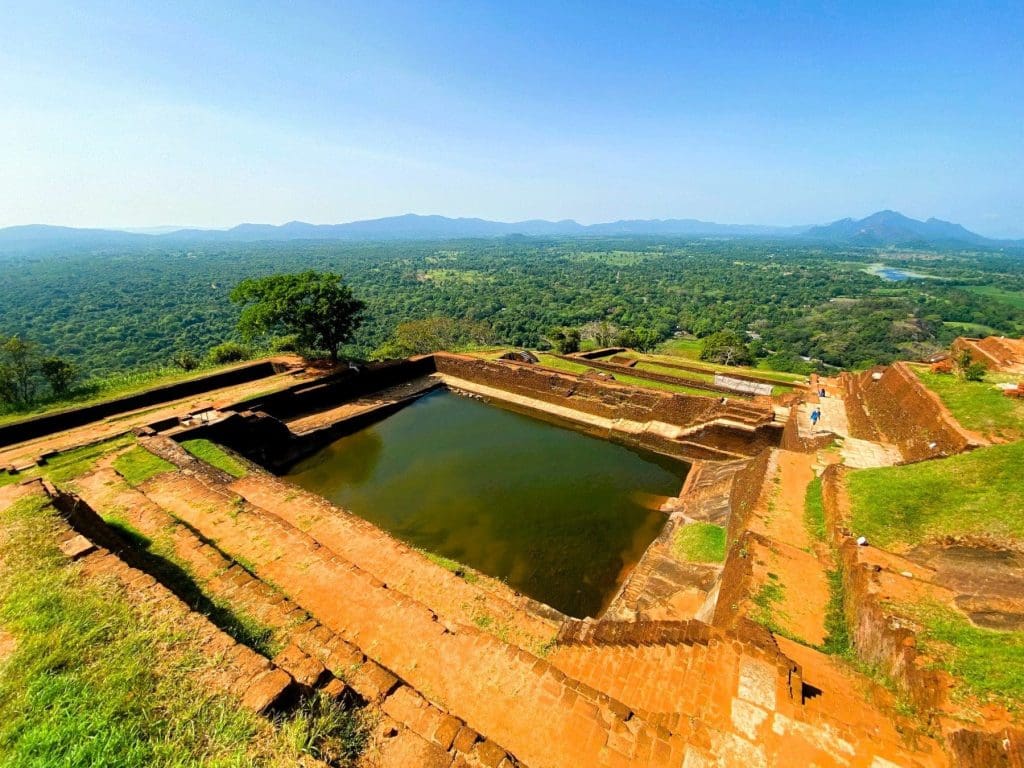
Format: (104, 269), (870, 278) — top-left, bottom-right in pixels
(903, 601), (1024, 709)
(913, 366), (1024, 441)
(847, 441), (1024, 549)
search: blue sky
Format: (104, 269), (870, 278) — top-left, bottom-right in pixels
(2, 1), (1022, 235)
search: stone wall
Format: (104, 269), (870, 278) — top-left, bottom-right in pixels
(434, 353), (768, 429)
(710, 449), (775, 630)
(0, 359), (282, 448)
(842, 362), (978, 461)
(726, 449), (774, 544)
(433, 354), (782, 460)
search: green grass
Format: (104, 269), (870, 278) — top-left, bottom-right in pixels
(649, 341), (807, 383)
(180, 439), (249, 478)
(2, 436), (138, 490)
(15, 435), (137, 488)
(902, 601), (1024, 709)
(636, 361), (716, 383)
(912, 366), (1024, 440)
(847, 441), (1024, 549)
(942, 321), (1000, 336)
(821, 568), (851, 656)
(654, 338), (703, 359)
(965, 285), (1024, 311)
(0, 494), (368, 767)
(113, 447), (175, 486)
(420, 550), (480, 584)
(750, 572), (788, 634)
(803, 476), (826, 542)
(672, 522), (726, 563)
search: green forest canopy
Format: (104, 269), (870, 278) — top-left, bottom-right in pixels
(1, 237), (1023, 377)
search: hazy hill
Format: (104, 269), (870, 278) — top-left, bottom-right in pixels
(0, 211), (1016, 251)
(802, 210), (993, 247)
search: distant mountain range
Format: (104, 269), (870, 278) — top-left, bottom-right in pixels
(0, 211), (1018, 251)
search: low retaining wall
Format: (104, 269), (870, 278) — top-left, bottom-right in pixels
(573, 347), (626, 360)
(726, 449), (774, 544)
(842, 362), (979, 461)
(641, 358), (804, 390)
(710, 449), (775, 630)
(435, 354), (732, 428)
(433, 354), (781, 460)
(0, 360), (282, 449)
(231, 357), (435, 421)
(555, 355), (739, 396)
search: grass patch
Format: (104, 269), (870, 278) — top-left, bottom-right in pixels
(750, 572), (788, 634)
(821, 568), (851, 656)
(803, 475), (826, 542)
(902, 601), (1024, 709)
(672, 522), (726, 563)
(913, 365), (1024, 440)
(847, 441), (1024, 549)
(113, 446), (175, 486)
(649, 340), (807, 382)
(0, 494), (367, 766)
(420, 550), (480, 583)
(654, 338), (703, 359)
(1, 436), (135, 489)
(180, 439), (249, 478)
(965, 285), (1024, 311)
(39, 435), (136, 485)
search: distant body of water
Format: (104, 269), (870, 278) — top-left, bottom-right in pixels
(865, 264), (939, 282)
(285, 389), (689, 617)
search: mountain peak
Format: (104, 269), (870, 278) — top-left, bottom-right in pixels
(803, 211), (991, 246)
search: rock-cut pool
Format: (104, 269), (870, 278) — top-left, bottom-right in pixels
(285, 389), (689, 618)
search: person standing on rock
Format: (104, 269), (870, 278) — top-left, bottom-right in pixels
(810, 407), (822, 427)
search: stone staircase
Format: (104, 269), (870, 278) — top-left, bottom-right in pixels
(65, 467), (528, 767)
(132, 468), (694, 767)
(17, 481), (296, 715)
(548, 618), (947, 768)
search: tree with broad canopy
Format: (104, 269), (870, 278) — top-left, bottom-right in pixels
(230, 271), (365, 363)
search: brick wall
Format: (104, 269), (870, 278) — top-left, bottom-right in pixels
(842, 362), (976, 461)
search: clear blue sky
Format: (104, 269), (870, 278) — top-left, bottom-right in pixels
(2, 1), (1022, 235)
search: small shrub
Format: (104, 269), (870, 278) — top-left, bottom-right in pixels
(171, 350), (200, 371)
(270, 334), (300, 353)
(963, 362), (987, 382)
(207, 342), (250, 365)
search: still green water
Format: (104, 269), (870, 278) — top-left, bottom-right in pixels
(286, 390), (688, 617)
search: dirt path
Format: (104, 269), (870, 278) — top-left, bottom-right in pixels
(747, 449), (831, 646)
